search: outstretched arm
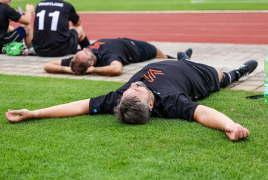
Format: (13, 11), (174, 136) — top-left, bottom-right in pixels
(85, 61), (123, 76)
(18, 4), (34, 25)
(193, 105), (249, 141)
(6, 99), (90, 123)
(44, 60), (73, 74)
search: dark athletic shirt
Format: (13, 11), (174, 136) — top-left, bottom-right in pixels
(61, 39), (139, 67)
(0, 3), (21, 45)
(89, 60), (220, 122)
(32, 0), (79, 53)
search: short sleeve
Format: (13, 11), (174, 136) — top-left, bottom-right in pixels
(89, 92), (119, 115)
(176, 95), (199, 122)
(162, 94), (199, 122)
(5, 6), (21, 22)
(69, 5), (79, 25)
(101, 54), (122, 66)
(61, 57), (73, 66)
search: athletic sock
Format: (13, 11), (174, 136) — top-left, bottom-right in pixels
(167, 55), (176, 59)
(220, 72), (237, 88)
(228, 69), (238, 81)
(79, 36), (90, 49)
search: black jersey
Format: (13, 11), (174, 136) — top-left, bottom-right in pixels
(61, 39), (140, 67)
(89, 60), (221, 121)
(32, 0), (79, 54)
(90, 39), (139, 66)
(0, 3), (21, 44)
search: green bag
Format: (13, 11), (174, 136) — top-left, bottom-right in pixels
(4, 42), (24, 56)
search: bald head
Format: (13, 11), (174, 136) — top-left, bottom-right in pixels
(1, 0), (11, 6)
(70, 48), (96, 75)
(75, 51), (90, 63)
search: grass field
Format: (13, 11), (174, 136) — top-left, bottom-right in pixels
(1, 74), (268, 179)
(11, 0), (268, 11)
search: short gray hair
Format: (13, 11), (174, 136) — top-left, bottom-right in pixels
(114, 95), (151, 125)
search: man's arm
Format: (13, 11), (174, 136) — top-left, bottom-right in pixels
(85, 61), (123, 76)
(44, 60), (73, 74)
(73, 19), (81, 27)
(193, 105), (249, 141)
(17, 4), (34, 25)
(6, 99), (90, 123)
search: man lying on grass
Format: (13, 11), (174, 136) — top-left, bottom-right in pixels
(6, 52), (258, 141)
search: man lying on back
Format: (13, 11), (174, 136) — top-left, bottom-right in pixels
(6, 52), (257, 141)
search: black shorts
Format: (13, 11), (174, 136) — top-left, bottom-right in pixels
(183, 59), (221, 97)
(122, 38), (157, 62)
(37, 29), (78, 57)
(0, 27), (25, 53)
(63, 29), (79, 55)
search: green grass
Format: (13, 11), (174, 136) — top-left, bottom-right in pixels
(0, 74), (268, 179)
(11, 0), (268, 11)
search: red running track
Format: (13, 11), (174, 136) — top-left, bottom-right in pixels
(11, 12), (268, 44)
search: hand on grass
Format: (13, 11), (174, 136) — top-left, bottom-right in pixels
(225, 123), (249, 141)
(6, 109), (32, 123)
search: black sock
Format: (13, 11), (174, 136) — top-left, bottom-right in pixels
(220, 73), (231, 88)
(228, 70), (238, 81)
(79, 36), (90, 49)
(220, 72), (237, 88)
(167, 55), (176, 59)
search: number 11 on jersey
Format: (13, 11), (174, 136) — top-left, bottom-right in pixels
(36, 10), (60, 31)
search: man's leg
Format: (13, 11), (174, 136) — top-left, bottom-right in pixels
(20, 24), (33, 48)
(177, 51), (190, 61)
(3, 27), (25, 49)
(215, 68), (224, 83)
(219, 60), (258, 88)
(71, 25), (90, 49)
(155, 48), (168, 59)
(7, 25), (14, 33)
(177, 49), (193, 60)
(161, 48), (193, 60)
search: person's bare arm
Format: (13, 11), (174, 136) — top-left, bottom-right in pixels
(193, 105), (249, 141)
(6, 99), (90, 123)
(85, 61), (123, 76)
(44, 60), (73, 74)
(17, 4), (34, 25)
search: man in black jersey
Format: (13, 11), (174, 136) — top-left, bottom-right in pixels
(0, 0), (35, 52)
(32, 0), (89, 57)
(6, 52), (257, 141)
(44, 38), (192, 76)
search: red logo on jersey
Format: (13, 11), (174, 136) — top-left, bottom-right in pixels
(143, 69), (164, 82)
(89, 42), (105, 49)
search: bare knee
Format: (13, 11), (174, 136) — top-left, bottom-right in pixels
(155, 48), (168, 59)
(8, 26), (14, 33)
(215, 68), (224, 83)
(21, 24), (32, 35)
(72, 26), (85, 41)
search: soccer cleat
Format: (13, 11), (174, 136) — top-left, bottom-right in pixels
(235, 60), (258, 81)
(185, 48), (193, 59)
